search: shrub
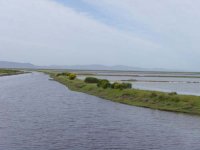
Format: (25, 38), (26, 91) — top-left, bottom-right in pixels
(56, 72), (70, 77)
(56, 73), (62, 77)
(111, 82), (132, 90)
(68, 73), (77, 80)
(168, 92), (177, 96)
(97, 79), (111, 89)
(84, 77), (99, 83)
(122, 83), (132, 89)
(111, 82), (122, 89)
(150, 92), (157, 98)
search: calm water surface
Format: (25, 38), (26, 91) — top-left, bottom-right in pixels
(1, 73), (200, 150)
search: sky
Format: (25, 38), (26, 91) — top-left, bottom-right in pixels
(0, 0), (200, 71)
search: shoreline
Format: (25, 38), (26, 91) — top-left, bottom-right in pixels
(0, 70), (25, 77)
(48, 72), (200, 116)
(78, 74), (200, 78)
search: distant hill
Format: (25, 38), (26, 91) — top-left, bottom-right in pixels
(0, 61), (174, 71)
(0, 61), (144, 71)
(0, 61), (37, 69)
(47, 64), (145, 71)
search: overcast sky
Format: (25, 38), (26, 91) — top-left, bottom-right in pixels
(0, 0), (200, 71)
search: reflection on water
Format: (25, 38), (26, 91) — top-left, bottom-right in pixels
(0, 73), (200, 150)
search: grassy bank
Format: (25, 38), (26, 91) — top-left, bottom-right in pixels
(48, 72), (200, 115)
(0, 69), (24, 76)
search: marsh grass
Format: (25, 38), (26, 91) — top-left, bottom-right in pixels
(49, 72), (200, 115)
(0, 69), (23, 76)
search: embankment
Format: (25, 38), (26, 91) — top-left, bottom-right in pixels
(49, 73), (200, 115)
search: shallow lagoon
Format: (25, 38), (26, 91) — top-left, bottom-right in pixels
(77, 71), (200, 95)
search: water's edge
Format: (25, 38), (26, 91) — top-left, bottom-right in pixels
(48, 73), (200, 116)
(0, 72), (26, 77)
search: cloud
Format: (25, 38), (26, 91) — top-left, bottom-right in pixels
(81, 0), (200, 70)
(83, 0), (200, 44)
(0, 0), (159, 66)
(0, 0), (200, 70)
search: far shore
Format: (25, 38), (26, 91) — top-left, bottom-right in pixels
(0, 69), (25, 77)
(78, 74), (200, 78)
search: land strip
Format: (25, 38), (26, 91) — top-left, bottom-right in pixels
(47, 71), (200, 116)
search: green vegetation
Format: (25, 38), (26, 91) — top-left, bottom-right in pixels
(55, 72), (77, 80)
(84, 76), (132, 90)
(68, 73), (77, 80)
(48, 72), (200, 116)
(84, 77), (99, 83)
(111, 82), (132, 90)
(56, 72), (70, 77)
(0, 69), (23, 76)
(97, 79), (111, 89)
(96, 79), (132, 90)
